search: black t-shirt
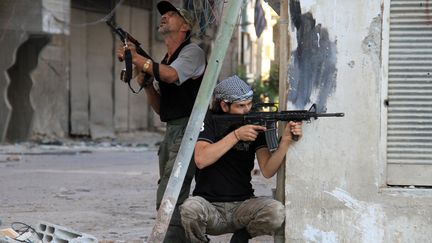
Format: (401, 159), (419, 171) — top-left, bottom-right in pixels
(192, 111), (267, 202)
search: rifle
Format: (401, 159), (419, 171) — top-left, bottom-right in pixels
(106, 19), (153, 93)
(212, 104), (344, 152)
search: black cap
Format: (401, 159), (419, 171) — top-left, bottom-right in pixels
(156, 1), (194, 30)
(157, 1), (179, 15)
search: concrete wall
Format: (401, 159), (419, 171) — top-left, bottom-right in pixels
(0, 0), (225, 142)
(69, 8), (120, 139)
(0, 0), (70, 142)
(30, 35), (69, 140)
(284, 0), (432, 242)
(0, 1), (38, 142)
(0, 0), (161, 142)
(0, 29), (22, 142)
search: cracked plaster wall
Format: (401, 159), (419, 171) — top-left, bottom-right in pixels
(284, 0), (432, 242)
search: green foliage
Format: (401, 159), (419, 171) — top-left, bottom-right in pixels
(234, 64), (280, 106)
(252, 63), (279, 104)
(235, 65), (247, 81)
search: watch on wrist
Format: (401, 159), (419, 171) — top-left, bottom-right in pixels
(142, 59), (152, 72)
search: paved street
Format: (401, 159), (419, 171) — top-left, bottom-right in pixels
(0, 132), (276, 242)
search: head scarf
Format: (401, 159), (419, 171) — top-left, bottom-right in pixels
(214, 75), (253, 103)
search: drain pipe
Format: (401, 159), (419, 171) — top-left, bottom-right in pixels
(148, 1), (245, 242)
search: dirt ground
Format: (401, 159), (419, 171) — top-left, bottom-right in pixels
(0, 132), (277, 242)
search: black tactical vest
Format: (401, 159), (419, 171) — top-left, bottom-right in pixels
(159, 40), (204, 122)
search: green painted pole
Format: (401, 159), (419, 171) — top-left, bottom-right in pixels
(148, 1), (245, 242)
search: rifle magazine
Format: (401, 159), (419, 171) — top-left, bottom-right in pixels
(265, 128), (279, 152)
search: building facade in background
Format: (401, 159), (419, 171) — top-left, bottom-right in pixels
(0, 0), (226, 143)
(1, 1), (430, 241)
(0, 0), (273, 143)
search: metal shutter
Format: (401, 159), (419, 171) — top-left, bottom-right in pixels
(387, 0), (432, 186)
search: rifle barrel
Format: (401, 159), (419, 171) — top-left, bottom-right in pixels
(317, 113), (345, 117)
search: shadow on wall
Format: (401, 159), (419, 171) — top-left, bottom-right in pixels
(6, 34), (51, 142)
(288, 0), (337, 113)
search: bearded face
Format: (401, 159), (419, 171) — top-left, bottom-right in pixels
(158, 11), (187, 36)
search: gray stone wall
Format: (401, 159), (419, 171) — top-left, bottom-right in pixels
(0, 0), (45, 142)
(0, 0), (160, 142)
(30, 34), (69, 140)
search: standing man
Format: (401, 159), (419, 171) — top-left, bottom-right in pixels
(180, 76), (303, 243)
(117, 1), (206, 242)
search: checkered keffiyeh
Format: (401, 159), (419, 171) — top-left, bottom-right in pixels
(214, 75), (253, 103)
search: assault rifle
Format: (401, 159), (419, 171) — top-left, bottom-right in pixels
(213, 104), (344, 151)
(106, 19), (153, 93)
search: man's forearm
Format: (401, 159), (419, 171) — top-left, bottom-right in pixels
(156, 64), (179, 83)
(134, 56), (179, 84)
(261, 141), (291, 178)
(194, 131), (239, 169)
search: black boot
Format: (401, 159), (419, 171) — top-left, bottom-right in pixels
(230, 228), (251, 243)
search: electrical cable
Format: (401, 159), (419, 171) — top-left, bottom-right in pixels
(10, 222), (37, 243)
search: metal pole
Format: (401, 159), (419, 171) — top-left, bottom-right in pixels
(275, 0), (291, 242)
(147, 1), (245, 242)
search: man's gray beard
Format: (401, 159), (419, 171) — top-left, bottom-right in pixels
(158, 27), (170, 36)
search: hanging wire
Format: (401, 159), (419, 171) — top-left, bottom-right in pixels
(38, 0), (229, 34)
(70, 0), (126, 27)
(11, 222), (37, 243)
(185, 0), (227, 36)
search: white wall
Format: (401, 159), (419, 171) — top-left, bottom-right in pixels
(284, 0), (432, 242)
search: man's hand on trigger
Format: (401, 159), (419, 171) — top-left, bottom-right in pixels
(116, 45), (125, 61)
(126, 41), (138, 57)
(116, 41), (136, 61)
(235, 125), (266, 142)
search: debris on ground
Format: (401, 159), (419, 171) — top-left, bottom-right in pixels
(0, 221), (97, 243)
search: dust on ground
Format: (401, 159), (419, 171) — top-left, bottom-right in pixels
(0, 131), (277, 242)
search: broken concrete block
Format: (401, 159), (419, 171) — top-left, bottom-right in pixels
(35, 221), (97, 243)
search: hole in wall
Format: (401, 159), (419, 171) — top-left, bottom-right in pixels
(5, 34), (50, 142)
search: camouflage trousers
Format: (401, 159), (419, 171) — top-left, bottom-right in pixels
(179, 196), (285, 243)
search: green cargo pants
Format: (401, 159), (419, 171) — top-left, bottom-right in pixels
(180, 196), (285, 243)
(157, 117), (196, 243)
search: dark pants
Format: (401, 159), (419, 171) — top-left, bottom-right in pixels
(157, 117), (196, 243)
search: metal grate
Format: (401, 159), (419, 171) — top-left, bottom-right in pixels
(387, 0), (432, 185)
